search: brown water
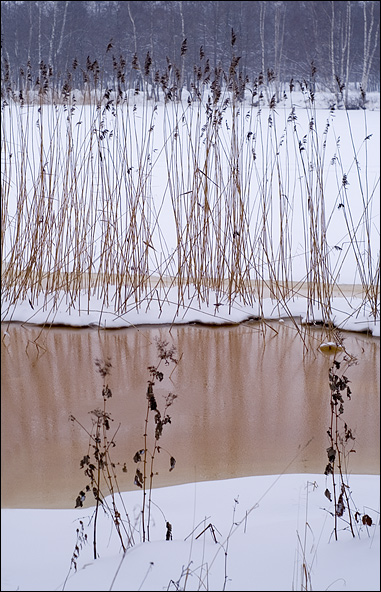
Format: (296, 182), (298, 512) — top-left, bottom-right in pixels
(1, 321), (379, 509)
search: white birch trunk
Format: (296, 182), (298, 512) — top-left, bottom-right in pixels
(127, 0), (142, 91)
(57, 0), (69, 59)
(48, 2), (57, 67)
(344, 1), (351, 106)
(179, 0), (185, 100)
(259, 1), (266, 77)
(274, 2), (285, 103)
(361, 1), (380, 95)
(330, 1), (336, 93)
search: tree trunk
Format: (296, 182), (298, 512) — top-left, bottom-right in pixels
(179, 0), (186, 100)
(259, 1), (266, 77)
(127, 0), (142, 91)
(361, 1), (380, 98)
(274, 2), (285, 103)
(48, 2), (57, 68)
(56, 0), (69, 67)
(344, 1), (351, 107)
(37, 1), (42, 67)
(330, 1), (336, 95)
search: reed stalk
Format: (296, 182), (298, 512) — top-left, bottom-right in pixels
(1, 48), (379, 337)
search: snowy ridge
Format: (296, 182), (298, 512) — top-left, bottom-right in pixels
(2, 287), (379, 337)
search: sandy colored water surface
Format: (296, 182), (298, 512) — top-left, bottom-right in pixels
(1, 320), (379, 508)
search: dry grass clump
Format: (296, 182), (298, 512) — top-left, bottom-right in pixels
(65, 339), (179, 588)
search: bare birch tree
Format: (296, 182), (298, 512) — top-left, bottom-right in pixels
(27, 0), (34, 66)
(127, 0), (142, 89)
(48, 2), (58, 68)
(179, 1), (187, 99)
(274, 1), (286, 102)
(338, 1), (352, 106)
(330, 1), (336, 95)
(37, 0), (42, 66)
(344, 1), (352, 106)
(361, 0), (380, 97)
(259, 1), (266, 77)
(56, 0), (69, 68)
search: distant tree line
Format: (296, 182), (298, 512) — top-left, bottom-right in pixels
(1, 0), (379, 103)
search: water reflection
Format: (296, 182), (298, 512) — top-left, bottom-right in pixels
(1, 321), (379, 508)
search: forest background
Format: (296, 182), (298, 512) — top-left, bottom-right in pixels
(1, 1), (380, 106)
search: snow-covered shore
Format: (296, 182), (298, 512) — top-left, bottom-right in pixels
(2, 283), (379, 337)
(1, 473), (379, 591)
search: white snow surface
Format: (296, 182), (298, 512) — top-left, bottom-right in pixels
(1, 473), (380, 591)
(1, 285), (380, 336)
